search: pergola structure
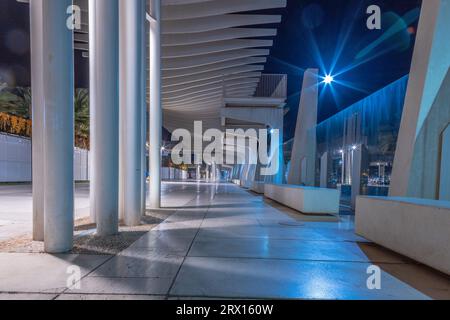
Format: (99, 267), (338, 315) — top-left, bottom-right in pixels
(25, 0), (287, 253)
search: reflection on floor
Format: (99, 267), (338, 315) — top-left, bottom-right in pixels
(0, 182), (449, 300)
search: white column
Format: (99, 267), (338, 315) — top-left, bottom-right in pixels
(89, 0), (120, 235)
(287, 69), (318, 185)
(320, 152), (329, 188)
(149, 0), (162, 209)
(88, 0), (97, 224)
(30, 0), (44, 241)
(390, 0), (450, 197)
(141, 0), (148, 216)
(119, 0), (144, 226)
(440, 125), (450, 201)
(41, 0), (74, 253)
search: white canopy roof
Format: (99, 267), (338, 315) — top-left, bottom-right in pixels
(71, 0), (287, 131)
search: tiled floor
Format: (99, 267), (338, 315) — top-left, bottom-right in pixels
(0, 183), (91, 241)
(1, 181), (450, 300)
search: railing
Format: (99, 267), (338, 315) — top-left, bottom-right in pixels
(254, 74), (287, 99)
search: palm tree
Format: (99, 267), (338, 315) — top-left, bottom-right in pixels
(74, 88), (90, 148)
(0, 87), (32, 119)
(0, 87), (90, 148)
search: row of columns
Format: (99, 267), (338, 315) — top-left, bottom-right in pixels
(30, 0), (162, 253)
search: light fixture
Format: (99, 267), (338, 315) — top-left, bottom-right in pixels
(352, 145), (357, 150)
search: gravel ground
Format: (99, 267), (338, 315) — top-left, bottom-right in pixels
(0, 209), (175, 254)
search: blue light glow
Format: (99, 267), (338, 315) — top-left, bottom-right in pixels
(323, 75), (334, 84)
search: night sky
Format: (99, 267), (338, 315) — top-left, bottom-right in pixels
(0, 0), (422, 139)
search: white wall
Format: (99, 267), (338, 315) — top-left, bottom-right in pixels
(161, 167), (188, 180)
(74, 147), (90, 181)
(0, 133), (90, 182)
(0, 133), (32, 182)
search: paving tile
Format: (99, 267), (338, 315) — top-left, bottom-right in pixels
(90, 252), (183, 278)
(0, 253), (110, 294)
(67, 276), (172, 295)
(197, 225), (334, 241)
(128, 233), (194, 255)
(0, 293), (57, 300)
(170, 257), (430, 300)
(56, 294), (166, 300)
(189, 238), (407, 263)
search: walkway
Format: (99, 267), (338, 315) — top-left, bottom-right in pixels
(0, 182), (449, 300)
(0, 183), (90, 242)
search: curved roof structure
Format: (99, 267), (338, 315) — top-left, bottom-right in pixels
(157, 0), (286, 131)
(67, 0), (287, 131)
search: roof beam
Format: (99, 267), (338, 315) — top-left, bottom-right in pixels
(162, 39), (272, 58)
(162, 57), (267, 79)
(162, 0), (287, 21)
(163, 84), (225, 100)
(164, 91), (224, 104)
(164, 91), (223, 105)
(162, 49), (269, 70)
(162, 28), (277, 46)
(162, 75), (261, 94)
(164, 95), (223, 108)
(162, 65), (264, 87)
(162, 14), (282, 34)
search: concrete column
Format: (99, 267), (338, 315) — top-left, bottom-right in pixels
(119, 0), (144, 226)
(390, 0), (450, 197)
(141, 0), (148, 216)
(440, 125), (450, 201)
(88, 0), (97, 224)
(287, 69), (318, 185)
(40, 0), (75, 253)
(351, 145), (368, 209)
(148, 0), (162, 209)
(196, 165), (201, 181)
(30, 0), (44, 241)
(320, 152), (329, 188)
(89, 0), (120, 235)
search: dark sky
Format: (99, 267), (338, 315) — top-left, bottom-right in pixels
(0, 0), (88, 88)
(263, 0), (422, 139)
(0, 0), (422, 139)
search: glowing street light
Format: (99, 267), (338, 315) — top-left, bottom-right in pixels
(323, 74), (334, 84)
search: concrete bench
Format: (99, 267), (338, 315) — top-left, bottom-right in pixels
(251, 181), (265, 194)
(356, 196), (450, 275)
(264, 184), (340, 215)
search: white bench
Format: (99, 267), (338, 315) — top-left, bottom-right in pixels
(264, 184), (340, 215)
(251, 181), (265, 194)
(356, 196), (450, 275)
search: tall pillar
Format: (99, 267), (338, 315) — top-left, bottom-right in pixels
(141, 0), (148, 216)
(196, 165), (201, 181)
(390, 0), (450, 198)
(30, 0), (44, 241)
(39, 0), (74, 253)
(119, 0), (144, 226)
(320, 152), (329, 188)
(287, 68), (318, 186)
(439, 125), (450, 201)
(148, 0), (162, 209)
(351, 145), (368, 209)
(89, 0), (120, 235)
